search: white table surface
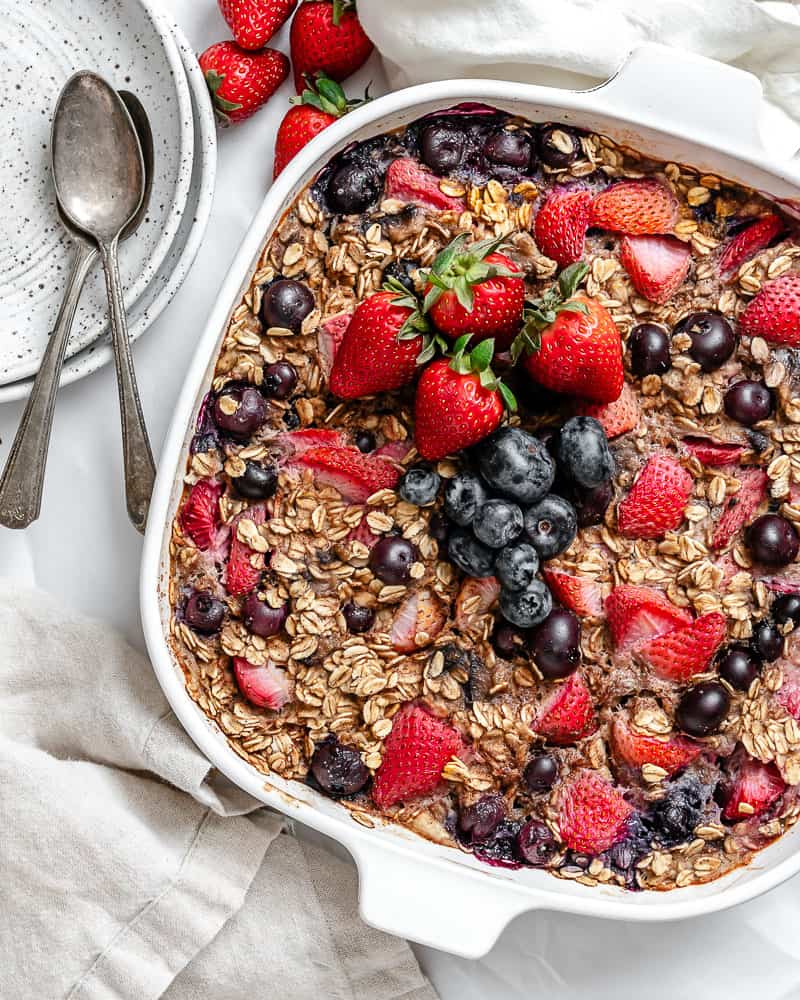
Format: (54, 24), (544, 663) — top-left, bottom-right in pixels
(3, 1), (800, 995)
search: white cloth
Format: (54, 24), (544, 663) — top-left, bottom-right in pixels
(0, 584), (436, 1000)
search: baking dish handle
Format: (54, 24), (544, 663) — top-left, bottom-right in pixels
(594, 42), (765, 155)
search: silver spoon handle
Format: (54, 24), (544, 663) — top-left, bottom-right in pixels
(99, 236), (156, 534)
(0, 240), (97, 529)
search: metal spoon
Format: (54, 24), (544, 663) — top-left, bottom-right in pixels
(0, 89), (154, 532)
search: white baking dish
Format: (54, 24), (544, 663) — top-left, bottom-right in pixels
(141, 43), (800, 958)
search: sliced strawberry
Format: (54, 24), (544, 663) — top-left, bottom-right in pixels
(455, 576), (500, 630)
(722, 756), (785, 821)
(711, 467), (768, 550)
(347, 518), (381, 550)
(605, 585), (693, 653)
(683, 436), (745, 467)
(542, 568), (603, 617)
(180, 478), (222, 551)
(590, 179), (679, 235)
(233, 657), (292, 711)
(225, 505), (267, 596)
(317, 312), (352, 376)
(372, 704), (462, 808)
(763, 574), (800, 596)
(278, 428), (345, 456)
(718, 214), (785, 282)
(373, 440), (413, 465)
(611, 716), (702, 775)
(533, 672), (595, 745)
(620, 235), (691, 304)
(575, 382), (639, 439)
(557, 770), (634, 853)
(384, 158), (466, 213)
(739, 274), (800, 347)
(391, 589), (447, 652)
(775, 665), (800, 719)
(293, 446), (400, 503)
(533, 185), (592, 267)
(637, 612), (726, 682)
(617, 452), (693, 539)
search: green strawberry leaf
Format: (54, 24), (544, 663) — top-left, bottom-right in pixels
(429, 233), (470, 279)
(332, 0), (356, 26)
(558, 261), (589, 300)
(453, 275), (474, 313)
(452, 333), (472, 355)
(499, 382), (518, 412)
(416, 340), (437, 365)
(469, 337), (494, 372)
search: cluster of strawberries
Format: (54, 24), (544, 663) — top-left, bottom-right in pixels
(198, 0), (372, 175)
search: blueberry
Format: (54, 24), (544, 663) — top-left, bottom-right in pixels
(261, 279), (314, 332)
(499, 579), (552, 628)
(428, 511), (450, 544)
(420, 121), (466, 175)
(676, 681), (730, 737)
(751, 619), (784, 662)
(724, 379), (773, 426)
(443, 472), (489, 527)
(310, 735), (369, 797)
(494, 542), (540, 591)
(448, 529), (496, 578)
(492, 622), (527, 657)
(458, 794), (506, 843)
(555, 416), (614, 489)
(746, 514), (800, 567)
(354, 430), (376, 453)
(213, 386), (268, 440)
(483, 128), (533, 170)
(382, 257), (417, 293)
(473, 499), (524, 549)
(263, 360), (298, 400)
(629, 323), (671, 377)
(529, 607), (580, 679)
(675, 311), (736, 372)
(536, 124), (580, 168)
(645, 775), (708, 847)
(472, 819), (523, 869)
(516, 819), (558, 867)
(524, 495), (577, 560)
(772, 593), (800, 630)
(476, 427), (555, 504)
(398, 466), (441, 507)
(369, 537), (417, 584)
(184, 591), (225, 634)
(342, 601), (375, 634)
(283, 406), (300, 429)
(327, 161), (381, 214)
(571, 480), (614, 527)
(233, 461), (278, 500)
(523, 753), (558, 792)
(718, 645), (761, 691)
(243, 594), (288, 637)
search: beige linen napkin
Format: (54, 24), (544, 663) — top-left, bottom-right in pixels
(0, 584), (436, 1000)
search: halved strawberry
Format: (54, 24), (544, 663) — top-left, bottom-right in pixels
(542, 568), (603, 617)
(455, 575), (500, 630)
(575, 382), (639, 439)
(278, 427), (345, 455)
(372, 704), (462, 808)
(384, 158), (466, 213)
(590, 179), (679, 235)
(711, 467), (768, 550)
(533, 672), (595, 745)
(391, 589), (447, 652)
(533, 185), (592, 267)
(225, 505), (267, 596)
(317, 312), (352, 375)
(233, 657), (292, 711)
(636, 612), (726, 682)
(722, 756), (785, 821)
(611, 716), (702, 774)
(557, 770), (634, 853)
(605, 585), (693, 653)
(620, 235), (691, 304)
(739, 273), (800, 347)
(180, 478), (222, 551)
(718, 214), (785, 283)
(775, 665), (800, 719)
(617, 452), (693, 539)
(683, 436), (745, 467)
(294, 446), (400, 503)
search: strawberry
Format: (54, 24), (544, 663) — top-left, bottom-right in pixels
(180, 479), (222, 551)
(199, 41), (289, 124)
(454, 576), (500, 630)
(617, 452), (693, 539)
(328, 288), (430, 399)
(620, 235), (691, 304)
(384, 157), (466, 213)
(533, 672), (595, 745)
(391, 589), (446, 652)
(226, 505), (267, 595)
(637, 612), (726, 682)
(317, 311), (351, 375)
(776, 665), (800, 719)
(277, 427), (345, 455)
(233, 657), (292, 710)
(413, 337), (514, 462)
(682, 436), (745, 468)
(739, 273), (800, 346)
(575, 382), (639, 439)
(424, 235), (525, 349)
(512, 263), (624, 404)
(610, 716), (702, 775)
(711, 467), (768, 550)
(294, 446), (400, 503)
(542, 568), (603, 617)
(722, 756), (785, 821)
(290, 0), (373, 92)
(373, 440), (413, 465)
(605, 585), (693, 653)
(372, 704), (462, 808)
(533, 185), (592, 267)
(218, 0), (296, 49)
(557, 770), (634, 853)
(346, 517), (380, 550)
(590, 178), (679, 235)
(718, 214), (785, 282)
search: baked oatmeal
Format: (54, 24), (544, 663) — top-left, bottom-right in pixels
(167, 104), (800, 890)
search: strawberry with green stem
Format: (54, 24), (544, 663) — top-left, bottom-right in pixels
(290, 0), (373, 93)
(200, 41), (289, 124)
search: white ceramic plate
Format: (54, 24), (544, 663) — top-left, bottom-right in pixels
(0, 10), (217, 404)
(0, 0), (194, 386)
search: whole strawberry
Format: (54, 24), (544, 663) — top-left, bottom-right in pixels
(218, 0), (297, 50)
(290, 0), (373, 93)
(414, 336), (516, 462)
(424, 235), (525, 350)
(200, 41), (289, 124)
(739, 273), (800, 346)
(512, 262), (624, 404)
